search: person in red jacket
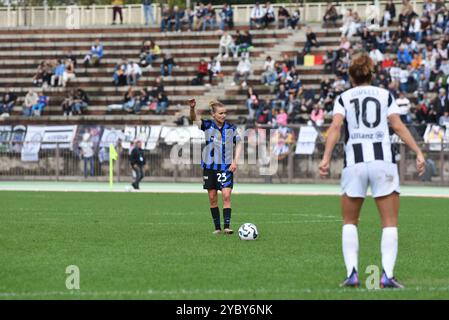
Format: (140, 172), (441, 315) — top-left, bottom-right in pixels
(193, 59), (209, 85)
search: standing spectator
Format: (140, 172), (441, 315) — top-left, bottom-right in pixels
(31, 92), (49, 116)
(0, 88), (17, 116)
(231, 56), (252, 88)
(250, 2), (265, 29)
(160, 53), (176, 76)
(278, 6), (290, 29)
(83, 39), (104, 68)
(130, 140), (145, 190)
(218, 31), (236, 58)
(112, 0), (124, 25)
(126, 61), (142, 85)
(263, 2), (275, 28)
(22, 90), (38, 117)
(399, 0), (415, 26)
(203, 3), (217, 31)
(79, 133), (95, 179)
(143, 0), (154, 26)
(219, 3), (234, 31)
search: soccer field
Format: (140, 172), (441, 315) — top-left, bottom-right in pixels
(1, 188), (449, 300)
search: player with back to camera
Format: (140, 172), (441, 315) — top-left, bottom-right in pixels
(319, 53), (425, 288)
(189, 98), (243, 235)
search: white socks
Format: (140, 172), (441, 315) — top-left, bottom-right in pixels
(381, 227), (398, 279)
(342, 224), (359, 277)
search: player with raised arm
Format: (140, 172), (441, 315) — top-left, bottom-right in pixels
(319, 53), (425, 289)
(189, 98), (243, 235)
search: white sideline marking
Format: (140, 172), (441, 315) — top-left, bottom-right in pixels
(1, 286), (449, 298)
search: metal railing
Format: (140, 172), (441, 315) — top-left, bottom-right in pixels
(1, 139), (447, 186)
(0, 0), (425, 28)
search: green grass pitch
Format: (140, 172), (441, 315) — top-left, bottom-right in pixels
(1, 191), (448, 300)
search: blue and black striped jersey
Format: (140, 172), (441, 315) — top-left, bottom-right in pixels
(201, 119), (241, 171)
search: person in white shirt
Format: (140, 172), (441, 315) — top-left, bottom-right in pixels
(79, 132), (95, 178)
(369, 46), (384, 64)
(398, 65), (410, 92)
(389, 63), (402, 83)
(218, 32), (236, 58)
(232, 56), (252, 87)
(395, 91), (412, 123)
(263, 1), (275, 28)
(126, 61), (142, 86)
(261, 56), (276, 85)
(250, 2), (265, 29)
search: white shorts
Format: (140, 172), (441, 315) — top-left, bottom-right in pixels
(341, 161), (400, 198)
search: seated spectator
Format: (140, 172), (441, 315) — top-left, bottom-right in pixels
(51, 60), (65, 87)
(160, 6), (172, 32)
(263, 2), (275, 28)
(399, 0), (415, 25)
(272, 84), (289, 110)
(145, 41), (161, 69)
(397, 45), (413, 65)
(203, 3), (217, 31)
(22, 90), (38, 117)
(303, 27), (319, 54)
(369, 45), (384, 65)
(231, 56), (252, 88)
(113, 59), (127, 86)
(218, 31), (236, 59)
(439, 111), (449, 128)
(207, 56), (222, 86)
(381, 53), (395, 70)
(399, 64), (410, 92)
(396, 91), (412, 123)
(0, 88), (17, 116)
(63, 60), (76, 87)
(288, 9), (301, 29)
(323, 1), (339, 27)
(261, 56), (276, 86)
(430, 88), (449, 123)
(65, 50), (77, 68)
(61, 90), (74, 116)
(155, 92), (169, 114)
(136, 88), (150, 114)
(310, 103), (325, 126)
(160, 53), (176, 76)
(382, 0), (396, 27)
(170, 6), (185, 32)
(256, 100), (273, 125)
(194, 2), (206, 31)
(250, 2), (265, 29)
(192, 59), (209, 85)
(237, 30), (253, 57)
(83, 39), (104, 67)
(72, 88), (89, 115)
(339, 36), (351, 52)
(275, 108), (288, 127)
(123, 87), (137, 113)
(340, 9), (356, 38)
(31, 92), (49, 116)
(278, 6), (290, 29)
(180, 8), (194, 31)
(324, 49), (338, 73)
(219, 3), (234, 31)
(126, 61), (142, 86)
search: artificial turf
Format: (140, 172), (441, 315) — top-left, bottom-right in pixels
(0, 191), (448, 299)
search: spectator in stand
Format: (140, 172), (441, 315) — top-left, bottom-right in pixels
(181, 8), (194, 31)
(323, 1), (339, 27)
(61, 90), (74, 116)
(63, 59), (76, 87)
(0, 88), (17, 116)
(235, 30), (253, 58)
(250, 2), (265, 29)
(207, 55), (222, 87)
(339, 36), (351, 52)
(161, 6), (172, 32)
(278, 6), (290, 29)
(396, 91), (412, 123)
(232, 56), (252, 88)
(218, 31), (236, 58)
(246, 86), (259, 120)
(155, 91), (169, 114)
(123, 87), (137, 113)
(256, 99), (273, 125)
(79, 132), (95, 178)
(261, 56), (276, 86)
(430, 88), (449, 123)
(194, 2), (206, 31)
(303, 27), (319, 54)
(72, 88), (89, 115)
(31, 92), (49, 116)
(112, 0), (124, 25)
(263, 2), (275, 28)
(143, 0), (155, 26)
(65, 50), (77, 68)
(288, 9), (301, 29)
(383, 0), (396, 27)
(324, 49), (338, 73)
(136, 88), (149, 114)
(113, 59), (127, 86)
(219, 3), (234, 31)
(83, 39), (104, 67)
(22, 90), (38, 117)
(168, 6), (184, 32)
(144, 40), (161, 69)
(272, 84), (289, 110)
(397, 45), (413, 65)
(193, 59), (209, 85)
(310, 103), (325, 127)
(126, 61), (142, 86)
(408, 16), (422, 42)
(203, 3), (217, 31)
(160, 53), (176, 76)
(369, 45), (385, 65)
(51, 60), (65, 87)
(399, 0), (416, 25)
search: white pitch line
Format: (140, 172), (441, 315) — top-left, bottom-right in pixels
(2, 286), (449, 298)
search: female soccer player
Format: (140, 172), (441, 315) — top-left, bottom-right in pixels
(189, 98), (243, 235)
(319, 53), (425, 288)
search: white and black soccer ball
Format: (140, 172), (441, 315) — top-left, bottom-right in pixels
(238, 223), (258, 240)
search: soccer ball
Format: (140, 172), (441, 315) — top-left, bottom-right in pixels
(238, 223), (258, 240)
(124, 186), (132, 192)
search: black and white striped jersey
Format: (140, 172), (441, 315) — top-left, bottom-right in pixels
(333, 85), (400, 167)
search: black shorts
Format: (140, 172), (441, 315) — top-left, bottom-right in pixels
(203, 168), (234, 190)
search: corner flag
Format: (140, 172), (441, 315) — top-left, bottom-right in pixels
(109, 143), (118, 189)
